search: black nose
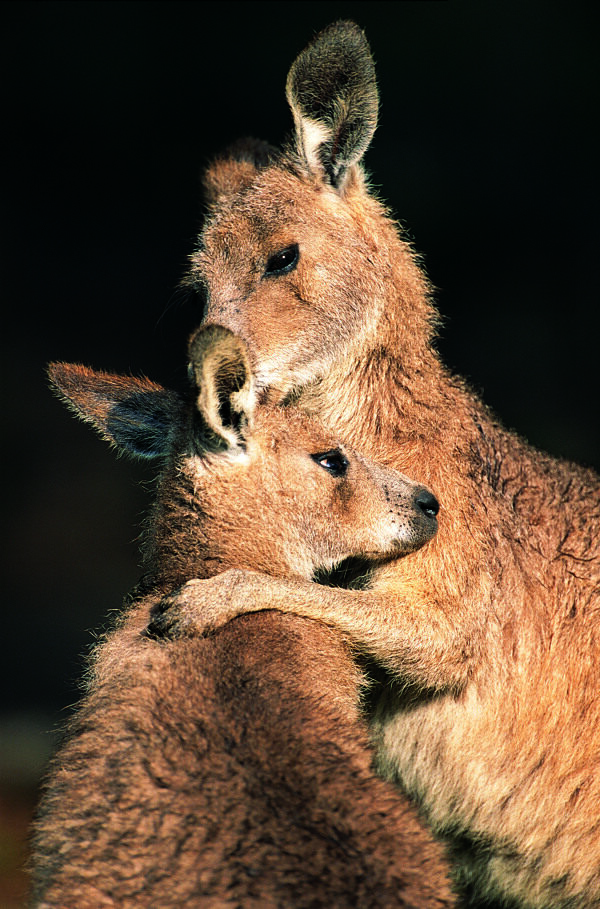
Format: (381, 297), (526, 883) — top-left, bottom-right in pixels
(416, 489), (439, 519)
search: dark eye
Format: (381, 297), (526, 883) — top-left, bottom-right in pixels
(264, 244), (299, 277)
(311, 449), (349, 478)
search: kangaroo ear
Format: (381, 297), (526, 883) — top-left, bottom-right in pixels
(286, 20), (378, 190)
(48, 363), (182, 459)
(203, 138), (278, 206)
(188, 324), (256, 452)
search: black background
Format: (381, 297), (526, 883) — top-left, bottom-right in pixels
(1, 0), (598, 789)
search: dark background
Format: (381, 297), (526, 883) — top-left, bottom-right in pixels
(1, 0), (598, 898)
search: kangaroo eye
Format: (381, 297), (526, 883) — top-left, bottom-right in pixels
(311, 449), (349, 478)
(264, 244), (299, 277)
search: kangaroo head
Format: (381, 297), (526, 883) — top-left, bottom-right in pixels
(49, 326), (438, 591)
(188, 21), (432, 401)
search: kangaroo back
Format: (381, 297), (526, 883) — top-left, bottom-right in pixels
(31, 613), (453, 908)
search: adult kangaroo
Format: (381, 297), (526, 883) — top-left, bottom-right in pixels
(160, 21), (600, 908)
(29, 326), (452, 908)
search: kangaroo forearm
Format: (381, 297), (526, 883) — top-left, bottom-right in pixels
(263, 580), (474, 691)
(162, 572), (476, 691)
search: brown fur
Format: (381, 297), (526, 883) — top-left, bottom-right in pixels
(29, 326), (453, 907)
(156, 21), (600, 907)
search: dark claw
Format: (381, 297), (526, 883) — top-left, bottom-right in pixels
(146, 595), (183, 640)
(145, 611), (171, 640)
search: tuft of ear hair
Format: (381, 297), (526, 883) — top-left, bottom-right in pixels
(286, 20), (378, 190)
(202, 137), (279, 206)
(189, 324), (256, 452)
(47, 363), (182, 460)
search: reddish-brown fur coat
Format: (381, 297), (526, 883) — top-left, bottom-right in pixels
(31, 610), (453, 908)
(30, 332), (453, 907)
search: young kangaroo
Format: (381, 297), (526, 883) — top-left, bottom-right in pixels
(30, 325), (453, 908)
(155, 21), (600, 908)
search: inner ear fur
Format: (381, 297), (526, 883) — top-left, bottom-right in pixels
(48, 363), (181, 460)
(189, 325), (256, 451)
(286, 20), (378, 190)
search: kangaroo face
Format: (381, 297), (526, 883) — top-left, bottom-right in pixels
(178, 402), (438, 581)
(49, 325), (438, 587)
(184, 22), (403, 400)
(192, 166), (382, 398)
(178, 324), (437, 580)
(155, 324), (438, 582)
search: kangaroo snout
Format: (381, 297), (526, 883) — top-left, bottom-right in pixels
(365, 461), (439, 556)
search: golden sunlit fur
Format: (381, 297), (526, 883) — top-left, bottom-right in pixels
(158, 22), (600, 907)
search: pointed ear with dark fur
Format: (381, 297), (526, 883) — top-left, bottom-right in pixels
(188, 324), (256, 453)
(286, 20), (378, 190)
(48, 363), (182, 459)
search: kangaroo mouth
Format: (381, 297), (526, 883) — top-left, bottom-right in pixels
(313, 556), (376, 590)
